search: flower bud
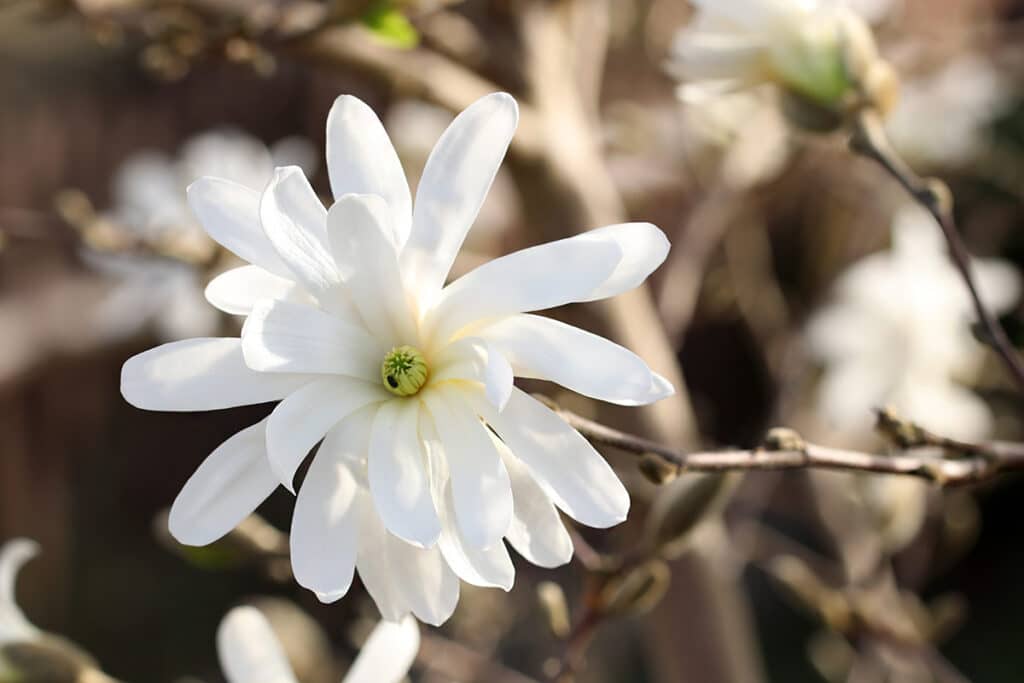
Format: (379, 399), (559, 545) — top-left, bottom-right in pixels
(644, 473), (742, 559)
(598, 560), (671, 617)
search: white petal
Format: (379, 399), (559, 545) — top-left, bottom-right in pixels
(495, 435), (574, 568)
(368, 400), (441, 547)
(260, 167), (353, 316)
(573, 223), (670, 302)
(422, 388), (512, 548)
(217, 606), (298, 683)
(430, 337), (513, 411)
(186, 177), (291, 278)
(436, 479), (514, 590)
(326, 95), (413, 247)
(477, 388), (629, 528)
(342, 616), (420, 683)
(0, 539), (40, 644)
(479, 314), (672, 406)
(291, 448), (361, 600)
(428, 234), (622, 344)
(266, 377), (387, 491)
(241, 299), (382, 380)
(327, 194), (416, 344)
(385, 539), (460, 626)
(168, 419), (278, 546)
(205, 265), (309, 316)
(122, 338), (311, 412)
(404, 93), (519, 302)
(356, 488), (413, 622)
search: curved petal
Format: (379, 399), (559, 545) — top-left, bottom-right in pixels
(368, 400), (441, 548)
(168, 419), (277, 546)
(342, 616), (420, 683)
(478, 314), (673, 406)
(186, 177), (291, 278)
(217, 606), (298, 683)
(327, 194), (416, 344)
(430, 337), (513, 411)
(427, 234), (622, 344)
(291, 448), (362, 600)
(266, 377), (387, 491)
(573, 222), (670, 302)
(422, 387), (512, 548)
(404, 93), (519, 303)
(241, 299), (382, 381)
(495, 435), (573, 568)
(477, 388), (629, 528)
(326, 95), (412, 246)
(436, 479), (514, 590)
(356, 488), (411, 622)
(205, 265), (309, 316)
(261, 167), (354, 316)
(122, 338), (311, 412)
(0, 539), (40, 644)
(389, 541), (460, 627)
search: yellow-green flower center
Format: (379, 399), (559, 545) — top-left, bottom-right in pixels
(381, 345), (429, 396)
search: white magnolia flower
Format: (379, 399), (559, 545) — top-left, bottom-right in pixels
(806, 204), (1020, 441)
(670, 0), (883, 112)
(0, 539), (40, 646)
(218, 607), (418, 683)
(886, 54), (1009, 169)
(91, 129), (316, 341)
(121, 92), (673, 624)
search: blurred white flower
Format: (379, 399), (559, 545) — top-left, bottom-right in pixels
(669, 0), (881, 110)
(121, 92), (673, 624)
(91, 129), (316, 342)
(0, 539), (40, 646)
(887, 54), (1009, 169)
(218, 607), (418, 683)
(806, 204), (1020, 440)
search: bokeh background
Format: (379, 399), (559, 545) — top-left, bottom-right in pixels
(3, 0), (1024, 681)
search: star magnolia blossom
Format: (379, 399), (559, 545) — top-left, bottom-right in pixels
(121, 92), (674, 624)
(218, 607), (418, 683)
(670, 0), (880, 109)
(0, 539), (40, 647)
(806, 204), (1020, 441)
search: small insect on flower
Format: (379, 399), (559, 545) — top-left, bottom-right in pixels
(121, 91), (674, 625)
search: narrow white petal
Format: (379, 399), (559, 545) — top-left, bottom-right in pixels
(291, 449), (361, 600)
(479, 314), (673, 406)
(168, 419), (277, 546)
(0, 539), (40, 644)
(495, 435), (574, 568)
(261, 167), (354, 316)
(326, 95), (413, 247)
(266, 377), (387, 491)
(327, 194), (417, 344)
(427, 234), (622, 343)
(186, 177), (291, 278)
(368, 400), (441, 547)
(241, 299), (382, 380)
(356, 488), (412, 622)
(422, 388), (512, 548)
(217, 606), (298, 683)
(430, 337), (513, 411)
(385, 538), (460, 626)
(122, 338), (311, 412)
(342, 616), (420, 683)
(477, 388), (629, 528)
(205, 265), (309, 316)
(436, 479), (514, 590)
(573, 223), (670, 302)
(404, 92), (519, 302)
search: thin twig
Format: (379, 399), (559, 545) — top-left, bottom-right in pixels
(546, 401), (1024, 487)
(849, 108), (1024, 393)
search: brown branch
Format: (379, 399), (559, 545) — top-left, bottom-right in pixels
(545, 401), (1024, 487)
(849, 108), (1024, 394)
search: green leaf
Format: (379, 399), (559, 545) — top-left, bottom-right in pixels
(361, 1), (419, 49)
